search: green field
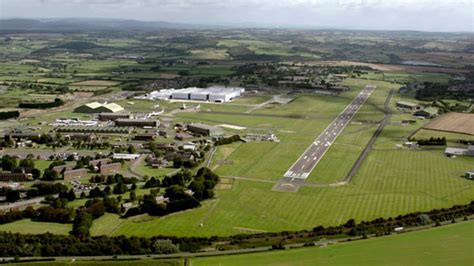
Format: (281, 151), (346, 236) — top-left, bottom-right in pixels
(191, 221), (474, 266)
(0, 219), (72, 235)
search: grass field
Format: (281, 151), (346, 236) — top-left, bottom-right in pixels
(190, 221), (474, 266)
(0, 219), (71, 235)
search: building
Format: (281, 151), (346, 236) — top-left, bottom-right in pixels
(99, 163), (121, 175)
(74, 102), (124, 113)
(63, 168), (88, 180)
(414, 107), (439, 118)
(133, 134), (155, 141)
(98, 113), (131, 121)
(187, 123), (224, 137)
(171, 87), (244, 103)
(115, 119), (159, 128)
(465, 171), (474, 179)
(4, 133), (41, 142)
(89, 158), (112, 168)
(52, 165), (74, 174)
(11, 167), (35, 174)
(113, 153), (140, 160)
(396, 101), (422, 112)
(155, 195), (170, 204)
(0, 172), (30, 182)
(445, 146), (474, 157)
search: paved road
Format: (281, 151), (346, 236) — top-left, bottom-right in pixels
(284, 85), (376, 180)
(0, 197), (45, 211)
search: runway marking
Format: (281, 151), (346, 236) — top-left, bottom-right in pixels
(283, 85), (376, 179)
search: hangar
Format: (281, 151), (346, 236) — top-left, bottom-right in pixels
(171, 87), (244, 102)
(74, 102), (124, 113)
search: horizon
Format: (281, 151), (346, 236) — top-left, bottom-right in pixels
(1, 0), (473, 33)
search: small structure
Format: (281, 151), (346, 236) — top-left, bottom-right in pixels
(465, 171), (474, 179)
(187, 123), (224, 137)
(245, 133), (279, 142)
(115, 119), (159, 128)
(396, 101), (422, 112)
(113, 153), (140, 160)
(74, 102), (124, 113)
(99, 163), (121, 175)
(393, 227), (404, 232)
(63, 168), (88, 180)
(155, 196), (170, 204)
(414, 107), (439, 119)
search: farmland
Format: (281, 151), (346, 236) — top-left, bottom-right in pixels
(424, 113), (474, 135)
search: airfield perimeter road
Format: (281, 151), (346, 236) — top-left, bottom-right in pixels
(283, 85), (376, 180)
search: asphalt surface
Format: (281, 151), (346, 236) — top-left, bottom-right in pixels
(283, 85), (376, 180)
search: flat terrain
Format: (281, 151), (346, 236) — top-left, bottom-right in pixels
(284, 85), (375, 179)
(191, 221), (474, 266)
(0, 219), (72, 235)
(424, 113), (474, 135)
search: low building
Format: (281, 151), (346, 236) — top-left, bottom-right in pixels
(115, 119), (159, 128)
(445, 146), (474, 157)
(396, 101), (422, 112)
(98, 113), (131, 121)
(4, 133), (42, 142)
(187, 123), (223, 137)
(155, 196), (170, 204)
(99, 163), (121, 175)
(113, 153), (140, 160)
(52, 165), (74, 174)
(414, 107), (439, 118)
(11, 167), (35, 174)
(171, 87), (244, 102)
(0, 172), (30, 182)
(465, 171), (474, 179)
(133, 134), (155, 141)
(89, 158), (112, 168)
(74, 102), (124, 113)
(175, 133), (193, 141)
(63, 168), (88, 180)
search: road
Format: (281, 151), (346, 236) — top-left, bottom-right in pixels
(283, 85), (376, 179)
(0, 196), (45, 211)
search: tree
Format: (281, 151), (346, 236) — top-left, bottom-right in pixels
(19, 158), (35, 168)
(127, 145), (136, 154)
(113, 182), (127, 195)
(152, 239), (179, 254)
(42, 169), (59, 181)
(1, 155), (17, 171)
(31, 168), (41, 179)
(130, 191), (137, 202)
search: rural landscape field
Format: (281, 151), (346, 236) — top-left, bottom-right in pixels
(0, 0), (473, 264)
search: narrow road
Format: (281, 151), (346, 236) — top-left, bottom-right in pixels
(343, 89), (394, 183)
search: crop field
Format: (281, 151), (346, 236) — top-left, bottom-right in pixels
(70, 80), (119, 86)
(413, 129), (473, 146)
(191, 221), (474, 266)
(424, 113), (474, 135)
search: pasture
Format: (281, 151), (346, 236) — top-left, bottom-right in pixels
(0, 219), (71, 235)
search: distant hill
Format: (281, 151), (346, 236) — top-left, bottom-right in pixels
(54, 41), (103, 51)
(0, 18), (192, 32)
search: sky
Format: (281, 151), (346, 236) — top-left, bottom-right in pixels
(1, 0), (473, 32)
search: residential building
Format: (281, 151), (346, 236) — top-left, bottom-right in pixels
(63, 168), (88, 180)
(99, 163), (121, 175)
(0, 172), (30, 182)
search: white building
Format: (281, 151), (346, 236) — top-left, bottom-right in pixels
(112, 153), (140, 160)
(171, 86), (244, 102)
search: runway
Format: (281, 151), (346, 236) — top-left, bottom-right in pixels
(283, 85), (376, 180)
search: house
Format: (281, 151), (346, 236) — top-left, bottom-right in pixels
(414, 107), (439, 119)
(99, 163), (121, 175)
(112, 153), (140, 160)
(187, 123), (224, 137)
(396, 101), (422, 112)
(74, 102), (124, 113)
(465, 171), (474, 179)
(63, 168), (88, 180)
(115, 119), (159, 128)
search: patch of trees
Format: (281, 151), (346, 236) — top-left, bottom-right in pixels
(18, 98), (64, 109)
(0, 111), (20, 120)
(214, 135), (242, 146)
(415, 137), (447, 146)
(416, 82), (474, 101)
(125, 168), (218, 218)
(1, 200), (472, 257)
(55, 41), (102, 51)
